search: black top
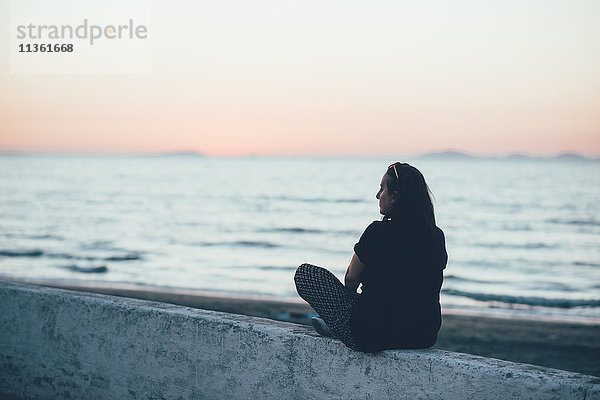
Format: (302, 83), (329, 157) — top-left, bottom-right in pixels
(351, 218), (447, 352)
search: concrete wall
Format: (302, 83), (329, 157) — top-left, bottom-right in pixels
(0, 281), (598, 400)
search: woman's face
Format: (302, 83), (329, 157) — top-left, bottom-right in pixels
(376, 174), (396, 215)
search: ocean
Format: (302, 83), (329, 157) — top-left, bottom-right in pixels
(1, 154), (599, 323)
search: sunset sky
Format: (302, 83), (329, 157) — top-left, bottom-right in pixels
(1, 0), (599, 157)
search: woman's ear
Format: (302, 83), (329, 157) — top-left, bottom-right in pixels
(391, 190), (398, 203)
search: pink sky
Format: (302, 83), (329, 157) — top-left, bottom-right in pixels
(1, 0), (599, 157)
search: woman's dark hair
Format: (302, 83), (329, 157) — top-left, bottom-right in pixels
(385, 162), (436, 237)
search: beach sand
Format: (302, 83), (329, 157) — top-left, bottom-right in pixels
(9, 279), (600, 378)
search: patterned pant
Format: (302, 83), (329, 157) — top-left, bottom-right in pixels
(294, 263), (361, 351)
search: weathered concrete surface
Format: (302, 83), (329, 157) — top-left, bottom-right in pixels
(0, 281), (598, 400)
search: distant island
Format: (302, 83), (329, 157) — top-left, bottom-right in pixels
(152, 151), (205, 157)
(416, 150), (598, 161)
(417, 151), (478, 160)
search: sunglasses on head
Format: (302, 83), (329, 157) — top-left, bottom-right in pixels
(388, 162), (402, 179)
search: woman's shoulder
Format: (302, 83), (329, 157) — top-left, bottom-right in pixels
(362, 220), (446, 242)
(357, 220), (389, 242)
(363, 219), (393, 233)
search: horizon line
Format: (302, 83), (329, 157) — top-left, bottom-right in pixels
(1, 149), (599, 159)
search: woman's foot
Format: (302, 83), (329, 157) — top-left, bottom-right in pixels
(311, 316), (336, 338)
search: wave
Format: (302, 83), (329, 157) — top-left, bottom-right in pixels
(473, 242), (556, 249)
(195, 240), (281, 248)
(296, 197), (365, 204)
(29, 234), (63, 240)
(46, 252), (142, 261)
(104, 253), (142, 261)
(547, 218), (600, 226)
(444, 275), (495, 284)
(443, 289), (600, 308)
(574, 261), (600, 267)
(233, 240), (280, 248)
(79, 240), (115, 250)
(460, 259), (598, 270)
(261, 227), (324, 234)
(0, 249), (44, 257)
(254, 265), (296, 271)
(0, 233), (63, 240)
(500, 224), (532, 232)
(225, 264), (296, 271)
(259, 195), (365, 204)
(457, 259), (503, 269)
(258, 227), (358, 236)
(63, 265), (108, 273)
(46, 253), (92, 260)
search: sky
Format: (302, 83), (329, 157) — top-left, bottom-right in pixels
(0, 0), (599, 157)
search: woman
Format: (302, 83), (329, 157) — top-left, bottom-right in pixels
(294, 162), (447, 352)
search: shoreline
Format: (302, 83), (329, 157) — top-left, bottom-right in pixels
(4, 276), (598, 325)
(3, 277), (599, 377)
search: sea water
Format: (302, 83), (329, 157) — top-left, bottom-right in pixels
(1, 154), (599, 323)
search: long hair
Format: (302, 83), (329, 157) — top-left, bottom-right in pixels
(385, 162), (436, 237)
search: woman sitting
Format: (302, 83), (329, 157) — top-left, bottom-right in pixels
(294, 162), (447, 352)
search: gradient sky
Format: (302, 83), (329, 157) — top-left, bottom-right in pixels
(1, 0), (599, 156)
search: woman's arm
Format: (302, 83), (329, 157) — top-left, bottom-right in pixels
(345, 253), (367, 292)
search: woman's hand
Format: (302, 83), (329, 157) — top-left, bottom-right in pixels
(345, 253), (367, 292)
